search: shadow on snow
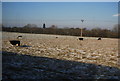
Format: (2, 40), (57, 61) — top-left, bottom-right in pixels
(2, 51), (120, 80)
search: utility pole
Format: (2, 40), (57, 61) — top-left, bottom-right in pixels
(81, 19), (84, 37)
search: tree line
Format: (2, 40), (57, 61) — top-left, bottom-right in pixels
(2, 24), (119, 38)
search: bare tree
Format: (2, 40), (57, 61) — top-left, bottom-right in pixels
(24, 24), (37, 28)
(49, 25), (57, 29)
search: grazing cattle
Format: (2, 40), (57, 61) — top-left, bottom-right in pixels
(56, 37), (58, 38)
(98, 38), (101, 40)
(9, 40), (20, 46)
(79, 38), (83, 40)
(17, 36), (22, 39)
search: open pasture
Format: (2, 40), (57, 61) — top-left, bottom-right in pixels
(2, 32), (120, 80)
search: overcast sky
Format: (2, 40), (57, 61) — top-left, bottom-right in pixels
(2, 2), (119, 29)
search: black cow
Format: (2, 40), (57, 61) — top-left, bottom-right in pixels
(9, 40), (20, 46)
(17, 36), (22, 39)
(98, 38), (101, 40)
(79, 38), (83, 40)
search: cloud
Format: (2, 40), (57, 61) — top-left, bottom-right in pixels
(113, 14), (120, 17)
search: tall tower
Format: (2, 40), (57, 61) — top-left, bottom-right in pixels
(43, 23), (46, 28)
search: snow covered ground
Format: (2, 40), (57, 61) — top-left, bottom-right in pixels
(2, 32), (120, 80)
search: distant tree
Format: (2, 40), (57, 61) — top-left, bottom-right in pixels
(0, 24), (2, 27)
(91, 28), (101, 37)
(112, 24), (119, 32)
(49, 25), (57, 29)
(111, 24), (120, 38)
(2, 24), (119, 38)
(12, 27), (18, 32)
(24, 24), (37, 28)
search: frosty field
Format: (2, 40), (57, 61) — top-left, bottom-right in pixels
(2, 32), (120, 80)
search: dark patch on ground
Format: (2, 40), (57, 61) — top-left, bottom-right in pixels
(2, 51), (120, 80)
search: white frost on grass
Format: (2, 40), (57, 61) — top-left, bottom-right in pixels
(2, 32), (119, 68)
